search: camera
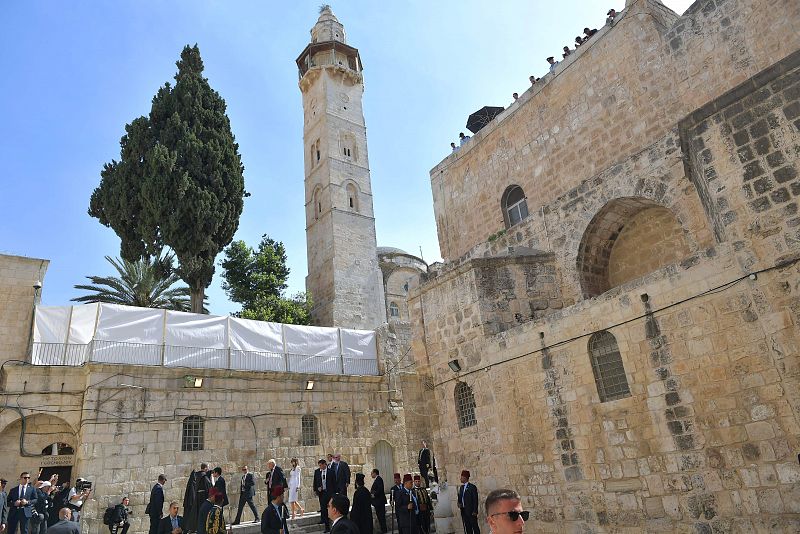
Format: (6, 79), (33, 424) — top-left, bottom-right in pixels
(77, 480), (92, 491)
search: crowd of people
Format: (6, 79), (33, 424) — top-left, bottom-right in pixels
(448, 7), (620, 153)
(0, 472), (94, 534)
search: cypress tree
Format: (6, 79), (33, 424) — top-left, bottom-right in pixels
(90, 45), (246, 313)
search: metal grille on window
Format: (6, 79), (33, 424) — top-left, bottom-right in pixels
(589, 331), (631, 402)
(301, 414), (319, 446)
(389, 302), (400, 317)
(181, 415), (205, 451)
(454, 382), (477, 429)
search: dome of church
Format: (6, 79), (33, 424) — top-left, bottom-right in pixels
(377, 246), (408, 255)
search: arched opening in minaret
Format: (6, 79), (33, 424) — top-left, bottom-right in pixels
(346, 182), (360, 212)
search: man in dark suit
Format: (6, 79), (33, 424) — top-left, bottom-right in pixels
(44, 509), (79, 534)
(313, 459), (336, 533)
(369, 469), (387, 534)
(395, 475), (417, 534)
(331, 455), (350, 496)
(158, 501), (184, 534)
(196, 488), (219, 534)
(457, 471), (479, 534)
(232, 465), (258, 525)
(147, 475), (167, 534)
(210, 468), (228, 508)
(1, 478), (10, 534)
(327, 495), (359, 534)
(417, 441), (432, 488)
(260, 486), (286, 534)
(7, 472), (38, 534)
(265, 460), (286, 498)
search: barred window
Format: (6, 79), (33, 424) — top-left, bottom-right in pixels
(389, 302), (400, 317)
(301, 414), (320, 446)
(181, 415), (205, 451)
(454, 382), (477, 429)
(589, 331), (631, 402)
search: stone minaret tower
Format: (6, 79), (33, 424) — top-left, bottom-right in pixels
(297, 6), (386, 330)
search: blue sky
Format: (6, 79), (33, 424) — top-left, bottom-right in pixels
(1, 0), (695, 315)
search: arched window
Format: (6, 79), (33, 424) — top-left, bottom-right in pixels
(389, 302), (400, 317)
(502, 185), (529, 228)
(301, 414), (320, 446)
(181, 415), (205, 451)
(588, 331), (631, 402)
(346, 183), (359, 212)
(454, 382), (477, 429)
(313, 186), (323, 220)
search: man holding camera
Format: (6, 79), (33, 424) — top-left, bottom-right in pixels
(30, 481), (53, 534)
(109, 497), (130, 534)
(67, 480), (90, 523)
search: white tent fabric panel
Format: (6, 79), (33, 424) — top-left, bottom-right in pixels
(165, 311), (227, 348)
(33, 306), (71, 344)
(283, 324), (339, 357)
(95, 304), (163, 344)
(229, 317), (283, 352)
(340, 329), (377, 359)
(68, 304), (99, 344)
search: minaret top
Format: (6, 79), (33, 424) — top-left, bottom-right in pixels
(311, 5), (347, 44)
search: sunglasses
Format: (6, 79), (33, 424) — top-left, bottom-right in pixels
(22, 477), (31, 480)
(490, 511), (529, 522)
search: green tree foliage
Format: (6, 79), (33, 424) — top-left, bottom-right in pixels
(220, 235), (312, 325)
(89, 44), (246, 313)
(71, 254), (206, 312)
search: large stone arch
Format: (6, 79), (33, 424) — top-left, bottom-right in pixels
(0, 413), (77, 476)
(575, 197), (693, 298)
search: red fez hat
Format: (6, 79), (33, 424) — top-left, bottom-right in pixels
(413, 475), (421, 481)
(208, 488), (221, 499)
(402, 474), (413, 483)
(461, 470), (470, 478)
(393, 473), (401, 479)
(271, 485), (284, 498)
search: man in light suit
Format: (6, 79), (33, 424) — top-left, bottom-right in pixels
(232, 465), (257, 525)
(147, 475), (167, 534)
(7, 473), (38, 534)
(43, 509), (79, 534)
(158, 501), (184, 534)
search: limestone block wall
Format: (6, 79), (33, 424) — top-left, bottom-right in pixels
(0, 254), (48, 367)
(430, 0), (800, 263)
(425, 245), (800, 532)
(0, 361), (412, 534)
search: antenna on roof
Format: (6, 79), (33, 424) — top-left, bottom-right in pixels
(419, 246), (425, 262)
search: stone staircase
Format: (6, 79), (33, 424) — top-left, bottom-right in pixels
(228, 503), (431, 534)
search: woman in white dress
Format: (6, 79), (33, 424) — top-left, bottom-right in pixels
(288, 457), (305, 519)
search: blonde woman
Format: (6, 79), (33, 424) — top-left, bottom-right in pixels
(288, 457), (305, 519)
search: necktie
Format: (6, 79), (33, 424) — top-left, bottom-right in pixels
(172, 517), (178, 529)
(409, 490), (418, 513)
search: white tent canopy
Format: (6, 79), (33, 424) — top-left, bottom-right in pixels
(32, 303), (378, 375)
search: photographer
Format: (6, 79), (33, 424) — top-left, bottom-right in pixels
(67, 480), (91, 523)
(109, 498), (130, 534)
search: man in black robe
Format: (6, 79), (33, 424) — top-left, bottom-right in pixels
(182, 464), (211, 533)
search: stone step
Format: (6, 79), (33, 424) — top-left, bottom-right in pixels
(227, 504), (433, 534)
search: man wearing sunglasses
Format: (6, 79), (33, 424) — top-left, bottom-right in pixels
(485, 490), (528, 534)
(7, 473), (38, 534)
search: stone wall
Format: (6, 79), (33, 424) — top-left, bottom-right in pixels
(412, 0), (800, 531)
(430, 0), (800, 263)
(0, 360), (414, 534)
(0, 254), (48, 367)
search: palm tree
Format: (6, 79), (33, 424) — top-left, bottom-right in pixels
(72, 254), (206, 312)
